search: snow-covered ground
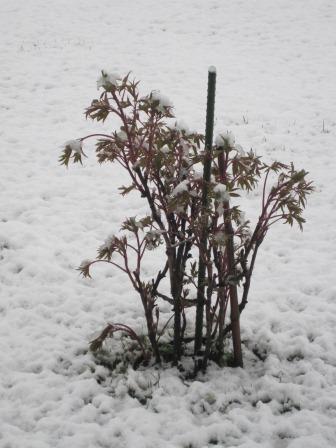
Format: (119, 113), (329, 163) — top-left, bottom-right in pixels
(1, 0), (336, 446)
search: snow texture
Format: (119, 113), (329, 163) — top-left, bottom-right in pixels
(1, 0), (336, 447)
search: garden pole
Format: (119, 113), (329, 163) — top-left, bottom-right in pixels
(194, 66), (216, 358)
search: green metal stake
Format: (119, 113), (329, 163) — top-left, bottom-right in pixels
(194, 66), (217, 357)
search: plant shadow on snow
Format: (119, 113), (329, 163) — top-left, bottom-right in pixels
(49, 332), (317, 448)
(90, 330), (237, 376)
(80, 332), (305, 415)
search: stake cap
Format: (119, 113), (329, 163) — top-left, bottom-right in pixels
(208, 65), (217, 74)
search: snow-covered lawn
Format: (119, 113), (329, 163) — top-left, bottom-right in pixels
(1, 0), (335, 447)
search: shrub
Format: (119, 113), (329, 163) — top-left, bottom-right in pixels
(60, 70), (313, 372)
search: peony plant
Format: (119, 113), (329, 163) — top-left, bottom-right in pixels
(60, 71), (313, 372)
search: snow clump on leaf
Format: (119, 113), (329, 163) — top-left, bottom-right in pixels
(149, 91), (173, 113)
(159, 144), (170, 155)
(116, 130), (127, 141)
(145, 230), (163, 250)
(174, 120), (191, 135)
(171, 180), (189, 197)
(237, 211), (248, 225)
(215, 131), (235, 148)
(65, 139), (83, 154)
(101, 234), (116, 250)
(214, 183), (230, 215)
(59, 139), (85, 166)
(215, 132), (245, 156)
(234, 144), (245, 157)
(213, 183), (230, 202)
(97, 70), (121, 90)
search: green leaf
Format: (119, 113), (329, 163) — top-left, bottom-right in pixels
(118, 184), (136, 196)
(59, 145), (72, 167)
(77, 260), (92, 278)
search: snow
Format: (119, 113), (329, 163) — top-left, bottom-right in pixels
(215, 131), (235, 148)
(116, 130), (127, 142)
(97, 71), (121, 90)
(65, 139), (83, 154)
(235, 143), (245, 157)
(238, 211), (248, 225)
(1, 0), (336, 447)
(100, 234), (116, 250)
(213, 183), (230, 215)
(171, 179), (190, 196)
(159, 144), (170, 154)
(213, 183), (230, 202)
(150, 90), (173, 113)
(174, 120), (192, 134)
